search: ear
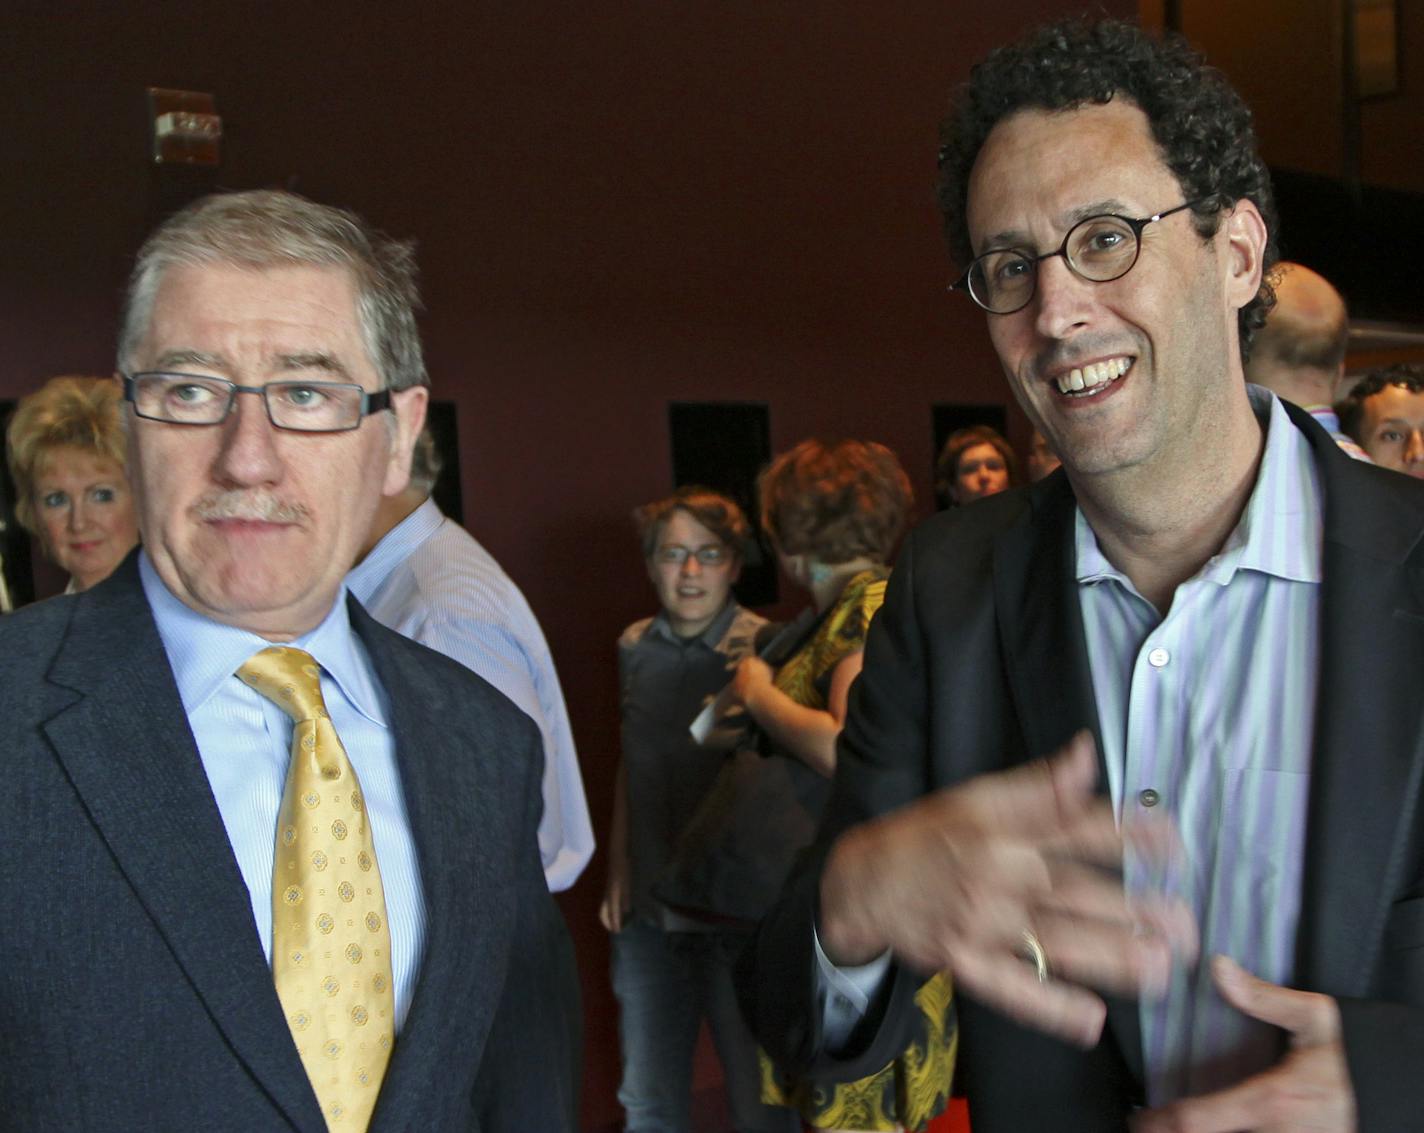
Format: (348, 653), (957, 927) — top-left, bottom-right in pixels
(381, 385), (429, 497)
(1221, 199), (1267, 316)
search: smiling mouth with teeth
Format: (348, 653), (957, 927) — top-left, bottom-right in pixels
(1054, 356), (1131, 396)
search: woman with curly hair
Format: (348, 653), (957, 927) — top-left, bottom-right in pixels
(728, 439), (953, 1133)
(7, 376), (138, 593)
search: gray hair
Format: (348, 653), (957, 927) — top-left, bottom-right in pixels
(118, 189), (428, 391)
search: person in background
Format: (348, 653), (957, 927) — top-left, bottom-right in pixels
(601, 486), (792, 1133)
(350, 427), (594, 893)
(728, 439), (952, 1133)
(1245, 261), (1370, 460)
(934, 424), (1019, 508)
(1338, 363), (1424, 478)
(6, 375), (139, 592)
(1025, 428), (1061, 482)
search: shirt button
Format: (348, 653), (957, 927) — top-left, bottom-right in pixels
(1147, 647), (1170, 668)
(1139, 788), (1161, 808)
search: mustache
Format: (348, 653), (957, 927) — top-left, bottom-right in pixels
(193, 491), (308, 523)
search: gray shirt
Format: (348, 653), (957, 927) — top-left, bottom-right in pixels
(618, 600), (765, 926)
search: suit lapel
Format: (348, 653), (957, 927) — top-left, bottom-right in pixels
(42, 561), (323, 1132)
(355, 603), (518, 1132)
(1292, 407), (1424, 995)
(993, 473), (1106, 770)
(991, 476), (1144, 1084)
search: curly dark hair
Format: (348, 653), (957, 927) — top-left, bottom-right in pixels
(937, 18), (1279, 359)
(1337, 363), (1424, 443)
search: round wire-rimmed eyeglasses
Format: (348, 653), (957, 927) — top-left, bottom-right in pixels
(949, 197), (1214, 315)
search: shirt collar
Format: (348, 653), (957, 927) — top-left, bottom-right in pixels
(1307, 405), (1342, 435)
(1075, 386), (1323, 589)
(647, 598), (739, 649)
(347, 496), (444, 605)
(140, 550), (389, 725)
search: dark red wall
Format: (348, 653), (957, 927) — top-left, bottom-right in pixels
(1, 3), (1129, 1126)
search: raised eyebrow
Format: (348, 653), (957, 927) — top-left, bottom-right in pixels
(273, 353), (350, 379)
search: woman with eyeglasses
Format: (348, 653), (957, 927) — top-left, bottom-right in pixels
(727, 439), (953, 1133)
(6, 376), (139, 595)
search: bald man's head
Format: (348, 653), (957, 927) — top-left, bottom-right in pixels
(1245, 262), (1350, 407)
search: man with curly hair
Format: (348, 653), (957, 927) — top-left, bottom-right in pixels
(745, 18), (1424, 1132)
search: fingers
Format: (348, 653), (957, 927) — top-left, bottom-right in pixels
(1035, 861), (1198, 969)
(951, 945), (1108, 1048)
(958, 730), (1100, 839)
(1210, 957), (1339, 1039)
(598, 888), (627, 933)
(1031, 908), (1174, 999)
(1132, 1070), (1272, 1133)
(1132, 1043), (1355, 1133)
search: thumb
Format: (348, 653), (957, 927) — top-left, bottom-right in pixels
(1211, 956), (1333, 1037)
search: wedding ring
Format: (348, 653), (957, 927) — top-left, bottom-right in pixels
(1020, 928), (1051, 984)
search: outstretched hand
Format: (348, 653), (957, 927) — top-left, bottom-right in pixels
(817, 732), (1197, 1047)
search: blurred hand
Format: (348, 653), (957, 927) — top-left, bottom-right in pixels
(1132, 957), (1355, 1132)
(727, 655), (774, 712)
(818, 732), (1197, 1047)
(599, 856), (632, 933)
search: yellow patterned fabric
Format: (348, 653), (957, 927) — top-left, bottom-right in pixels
(761, 974), (956, 1131)
(239, 646), (395, 1133)
(760, 569), (957, 1131)
(772, 569), (888, 712)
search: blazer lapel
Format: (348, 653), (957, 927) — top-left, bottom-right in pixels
(993, 473), (1106, 769)
(991, 476), (1144, 1085)
(355, 604), (518, 1132)
(1292, 410), (1424, 996)
(42, 563), (324, 1132)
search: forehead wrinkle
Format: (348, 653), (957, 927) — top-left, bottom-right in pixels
(152, 348), (229, 373)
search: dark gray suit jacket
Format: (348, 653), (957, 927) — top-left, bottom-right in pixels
(0, 555), (579, 1132)
(744, 404), (1424, 1131)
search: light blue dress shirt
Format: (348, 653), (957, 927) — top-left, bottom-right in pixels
(1079, 386), (1320, 1102)
(139, 552), (429, 1032)
(347, 498), (594, 892)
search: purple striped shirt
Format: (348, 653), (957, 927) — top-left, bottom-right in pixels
(1077, 388), (1322, 1102)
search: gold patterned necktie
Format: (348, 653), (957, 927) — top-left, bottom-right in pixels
(238, 646), (395, 1133)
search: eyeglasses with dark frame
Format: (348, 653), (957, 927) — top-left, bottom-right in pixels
(653, 544), (731, 567)
(949, 197), (1214, 316)
(123, 372), (393, 433)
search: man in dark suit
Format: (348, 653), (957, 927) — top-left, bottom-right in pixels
(0, 190), (577, 1131)
(745, 19), (1424, 1133)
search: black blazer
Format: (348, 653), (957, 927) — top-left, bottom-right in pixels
(744, 404), (1424, 1132)
(0, 555), (579, 1132)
